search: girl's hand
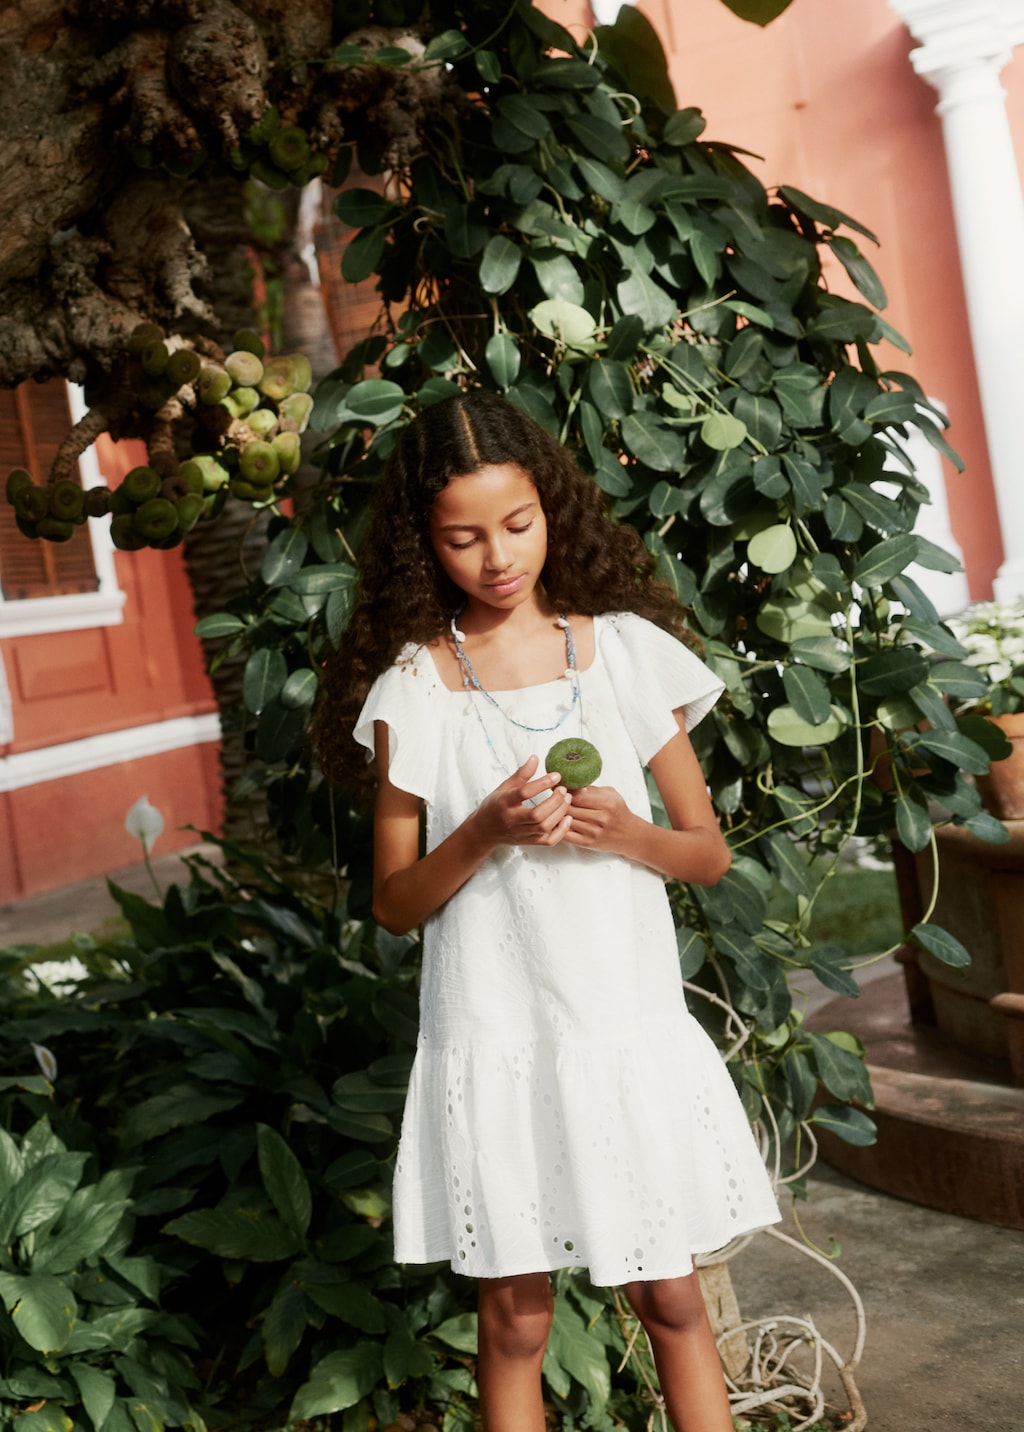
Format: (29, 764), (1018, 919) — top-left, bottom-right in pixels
(560, 783), (636, 854)
(473, 755), (573, 848)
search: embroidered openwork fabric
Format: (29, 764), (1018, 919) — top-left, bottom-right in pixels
(354, 612), (780, 1285)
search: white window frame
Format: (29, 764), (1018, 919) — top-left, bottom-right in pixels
(0, 383), (126, 637)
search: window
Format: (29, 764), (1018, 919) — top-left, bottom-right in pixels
(0, 381), (124, 636)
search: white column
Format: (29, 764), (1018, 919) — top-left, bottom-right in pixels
(890, 0), (1024, 600)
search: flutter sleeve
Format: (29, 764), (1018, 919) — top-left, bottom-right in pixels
(598, 612), (725, 766)
(352, 646), (441, 803)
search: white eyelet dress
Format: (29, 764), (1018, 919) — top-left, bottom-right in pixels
(353, 612), (780, 1285)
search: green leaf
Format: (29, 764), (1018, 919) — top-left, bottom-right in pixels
(479, 235), (521, 295)
(341, 378), (406, 425)
(566, 113), (631, 164)
(805, 1031), (873, 1105)
(733, 391), (782, 450)
(290, 1344), (384, 1420)
(372, 46), (414, 66)
(384, 1317), (435, 1387)
(676, 927), (707, 978)
(484, 333), (520, 389)
(334, 189), (392, 228)
(305, 1279), (388, 1333)
(895, 792), (931, 852)
(662, 107), (706, 145)
(0, 1152), (88, 1246)
(243, 647), (287, 715)
(829, 235), (887, 308)
(280, 667), (319, 709)
(497, 93), (551, 140)
(258, 1124), (312, 1240)
(164, 1207), (303, 1261)
(32, 1194), (129, 1274)
(804, 299), (878, 341)
(544, 1295), (611, 1413)
(617, 269), (677, 331)
(475, 49), (501, 84)
(430, 1312), (479, 1353)
(263, 1278), (309, 1377)
(747, 523), (796, 573)
(71, 1362), (117, 1432)
(341, 227), (387, 283)
(444, 203), (489, 258)
(767, 703), (846, 747)
(858, 648), (929, 697)
(912, 921), (971, 968)
(789, 636), (851, 673)
(810, 1105), (877, 1146)
(782, 665), (832, 725)
(529, 299), (595, 346)
(621, 414), (686, 470)
(700, 411), (748, 451)
(575, 154), (624, 202)
(585, 359), (633, 419)
(605, 313), (645, 361)
(261, 526), (309, 587)
(193, 612), (248, 638)
(807, 944), (860, 998)
(761, 831), (814, 898)
(289, 562), (358, 595)
(853, 534), (918, 587)
(423, 28), (469, 61)
(0, 1273), (77, 1353)
(779, 185), (879, 243)
(910, 729), (992, 775)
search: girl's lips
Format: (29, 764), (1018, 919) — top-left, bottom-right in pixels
(486, 574), (526, 596)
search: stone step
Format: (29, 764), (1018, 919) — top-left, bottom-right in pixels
(808, 972), (1024, 1229)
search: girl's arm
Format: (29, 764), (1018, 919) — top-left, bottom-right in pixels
(561, 712), (731, 886)
(371, 721), (572, 935)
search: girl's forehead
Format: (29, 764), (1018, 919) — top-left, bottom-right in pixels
(431, 462), (540, 518)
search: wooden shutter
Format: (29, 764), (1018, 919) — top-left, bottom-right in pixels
(0, 381), (100, 601)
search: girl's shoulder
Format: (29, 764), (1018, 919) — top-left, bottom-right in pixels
(595, 610), (725, 743)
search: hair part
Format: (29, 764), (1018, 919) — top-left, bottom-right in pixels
(312, 391), (688, 797)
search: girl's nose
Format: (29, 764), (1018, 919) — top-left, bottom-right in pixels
(484, 538), (510, 571)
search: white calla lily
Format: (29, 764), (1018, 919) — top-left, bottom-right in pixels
(125, 795), (164, 853)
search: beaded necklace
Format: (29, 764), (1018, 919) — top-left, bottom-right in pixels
(449, 610), (584, 775)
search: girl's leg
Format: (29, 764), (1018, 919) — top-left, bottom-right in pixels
(625, 1273), (733, 1432)
(477, 1272), (553, 1432)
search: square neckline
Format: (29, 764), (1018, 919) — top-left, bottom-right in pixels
(422, 613), (604, 695)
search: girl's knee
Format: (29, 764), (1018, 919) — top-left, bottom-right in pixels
(625, 1273), (708, 1337)
(478, 1273), (554, 1361)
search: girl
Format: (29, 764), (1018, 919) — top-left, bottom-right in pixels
(316, 391), (780, 1432)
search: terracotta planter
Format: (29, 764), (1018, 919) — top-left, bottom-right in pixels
(976, 712), (1024, 820)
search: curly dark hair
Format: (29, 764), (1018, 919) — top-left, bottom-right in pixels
(313, 390), (688, 797)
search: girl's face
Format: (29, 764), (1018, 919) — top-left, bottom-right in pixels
(428, 463), (548, 616)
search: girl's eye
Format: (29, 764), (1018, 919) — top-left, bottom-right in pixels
(509, 522), (533, 535)
(449, 538), (475, 551)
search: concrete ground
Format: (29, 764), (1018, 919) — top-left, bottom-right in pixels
(2, 855), (1022, 1430)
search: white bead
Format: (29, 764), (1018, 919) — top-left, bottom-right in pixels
(556, 616), (570, 628)
(564, 668), (575, 680)
(453, 627), (466, 643)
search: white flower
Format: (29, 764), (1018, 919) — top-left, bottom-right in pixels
(32, 1042), (58, 1081)
(125, 795), (164, 853)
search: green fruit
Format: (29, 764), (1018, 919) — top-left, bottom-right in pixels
(128, 321), (163, 354)
(204, 487), (228, 520)
(178, 460), (205, 496)
(141, 339), (169, 377)
(251, 158), (291, 191)
(290, 353), (313, 392)
(5, 468), (32, 503)
(225, 350), (264, 387)
(232, 328), (266, 359)
(191, 454), (230, 492)
(246, 407), (278, 437)
(165, 349), (202, 386)
(109, 485), (135, 516)
(278, 392), (313, 432)
(239, 439), (280, 486)
(268, 125), (311, 173)
(545, 737), (603, 791)
(123, 465), (161, 504)
(198, 365), (232, 404)
(48, 479), (85, 521)
(37, 516), (75, 542)
(258, 356), (299, 401)
(272, 430), (301, 474)
(175, 493), (204, 532)
(83, 486), (113, 518)
(230, 476), (275, 503)
(138, 381), (172, 411)
(132, 496), (179, 540)
(13, 485), (49, 523)
(15, 514), (40, 539)
(111, 514), (146, 550)
(230, 385), (260, 415)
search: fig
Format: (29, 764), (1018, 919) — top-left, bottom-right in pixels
(13, 485), (49, 523)
(248, 105), (280, 144)
(545, 737), (603, 791)
(278, 392), (313, 432)
(133, 496), (179, 541)
(123, 465), (161, 504)
(230, 476), (275, 503)
(246, 407), (279, 438)
(48, 480), (85, 522)
(258, 356), (300, 401)
(269, 126), (311, 173)
(232, 328), (266, 359)
(178, 459), (205, 496)
(225, 350), (264, 387)
(238, 439), (280, 486)
(5, 468), (32, 503)
(141, 340), (169, 377)
(15, 514), (40, 539)
(229, 385), (260, 415)
(175, 493), (204, 532)
(198, 365), (232, 404)
(251, 158), (291, 191)
(111, 514), (146, 550)
(37, 516), (75, 542)
(191, 454), (230, 492)
(271, 430), (301, 474)
(128, 321), (163, 354)
(165, 349), (201, 387)
(290, 353), (313, 392)
(109, 485), (135, 516)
